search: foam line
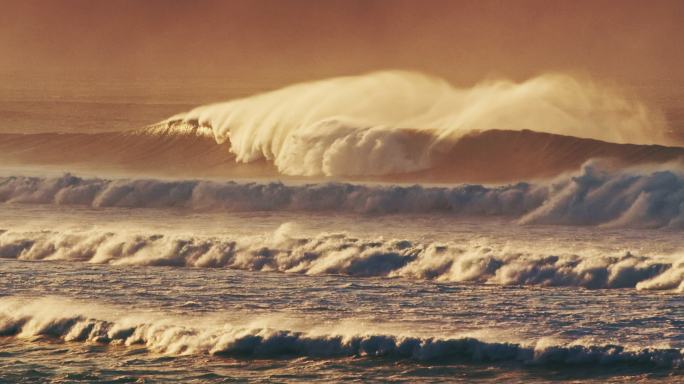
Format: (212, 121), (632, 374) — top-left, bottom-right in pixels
(0, 297), (680, 368)
(1, 224), (681, 291)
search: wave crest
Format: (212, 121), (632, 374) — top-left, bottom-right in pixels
(163, 70), (671, 177)
(5, 162), (684, 228)
(1, 224), (681, 291)
(0, 297), (681, 368)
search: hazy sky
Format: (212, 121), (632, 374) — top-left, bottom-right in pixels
(1, 0), (682, 96)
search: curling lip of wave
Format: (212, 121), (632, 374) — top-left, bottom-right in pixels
(0, 71), (678, 181)
(5, 162), (684, 227)
(1, 225), (682, 291)
(161, 70), (672, 176)
(0, 297), (681, 368)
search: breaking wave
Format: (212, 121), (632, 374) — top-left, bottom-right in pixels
(0, 297), (681, 369)
(1, 71), (682, 183)
(163, 70), (673, 177)
(1, 224), (682, 291)
(5, 162), (684, 228)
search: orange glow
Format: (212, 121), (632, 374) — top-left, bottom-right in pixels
(0, 0), (682, 85)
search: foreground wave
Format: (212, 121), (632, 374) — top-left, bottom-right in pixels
(4, 162), (684, 228)
(0, 297), (681, 369)
(1, 224), (681, 291)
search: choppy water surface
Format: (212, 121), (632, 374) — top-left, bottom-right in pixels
(0, 204), (682, 383)
(2, 71), (684, 382)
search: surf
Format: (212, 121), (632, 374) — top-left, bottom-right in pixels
(1, 223), (682, 291)
(1, 296), (681, 369)
(162, 70), (673, 177)
(1, 71), (682, 183)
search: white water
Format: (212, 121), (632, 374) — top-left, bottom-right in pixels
(5, 162), (684, 228)
(0, 223), (682, 291)
(165, 71), (671, 176)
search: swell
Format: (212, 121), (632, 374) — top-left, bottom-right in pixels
(164, 71), (675, 178)
(0, 129), (276, 179)
(1, 225), (681, 291)
(5, 162), (684, 228)
(1, 129), (683, 183)
(0, 297), (681, 369)
(400, 129), (684, 183)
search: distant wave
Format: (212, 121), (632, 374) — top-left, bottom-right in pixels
(1, 71), (682, 183)
(0, 297), (681, 368)
(1, 224), (681, 291)
(5, 162), (684, 228)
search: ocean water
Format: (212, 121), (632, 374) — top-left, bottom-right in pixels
(1, 71), (683, 382)
(1, 202), (683, 382)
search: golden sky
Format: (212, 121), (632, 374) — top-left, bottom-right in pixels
(1, 0), (682, 91)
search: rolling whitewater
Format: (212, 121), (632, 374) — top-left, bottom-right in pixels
(1, 71), (683, 383)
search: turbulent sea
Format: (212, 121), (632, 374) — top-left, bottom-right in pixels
(1, 71), (683, 383)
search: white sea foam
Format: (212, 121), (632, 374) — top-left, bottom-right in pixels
(0, 223), (680, 291)
(3, 162), (684, 227)
(0, 297), (680, 367)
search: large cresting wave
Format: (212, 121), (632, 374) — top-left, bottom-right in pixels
(1, 71), (682, 182)
(160, 70), (675, 177)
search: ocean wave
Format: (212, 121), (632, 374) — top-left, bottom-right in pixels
(1, 71), (681, 183)
(0, 170), (545, 214)
(0, 130), (276, 180)
(163, 70), (672, 177)
(4, 162), (684, 228)
(2, 128), (682, 184)
(1, 224), (681, 291)
(0, 297), (680, 368)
